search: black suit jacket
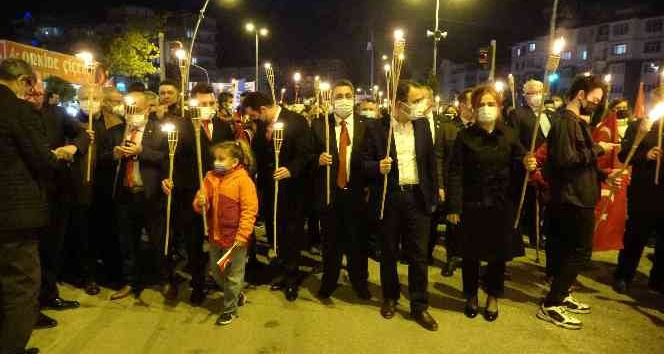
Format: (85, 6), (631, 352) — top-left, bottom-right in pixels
(311, 114), (368, 207)
(361, 117), (438, 214)
(507, 106), (552, 149)
(434, 115), (468, 191)
(0, 85), (57, 237)
(252, 107), (313, 202)
(108, 116), (169, 200)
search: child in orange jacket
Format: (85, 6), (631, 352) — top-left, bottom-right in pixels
(193, 140), (258, 325)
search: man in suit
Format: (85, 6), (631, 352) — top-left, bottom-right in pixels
(161, 82), (233, 304)
(243, 92), (312, 302)
(0, 58), (59, 354)
(362, 80), (439, 331)
(313, 80), (370, 300)
(507, 79), (554, 249)
(436, 88), (474, 277)
(108, 91), (170, 301)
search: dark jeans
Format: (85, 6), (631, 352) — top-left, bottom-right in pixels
(381, 187), (430, 313)
(320, 188), (369, 294)
(116, 189), (170, 290)
(614, 210), (664, 284)
(544, 204), (594, 306)
(173, 188), (206, 291)
(0, 238), (40, 354)
(462, 259), (505, 298)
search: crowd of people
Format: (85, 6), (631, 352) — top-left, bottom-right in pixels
(1, 56), (663, 354)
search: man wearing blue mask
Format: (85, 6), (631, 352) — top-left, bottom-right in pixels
(313, 80), (371, 300)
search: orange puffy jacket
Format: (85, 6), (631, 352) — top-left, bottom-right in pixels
(193, 166), (258, 249)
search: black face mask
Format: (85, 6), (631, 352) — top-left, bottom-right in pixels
(580, 99), (599, 116)
(617, 109), (630, 120)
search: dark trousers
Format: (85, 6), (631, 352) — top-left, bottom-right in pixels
(428, 207), (442, 261)
(544, 204), (594, 306)
(39, 199), (71, 303)
(320, 188), (369, 293)
(173, 188), (206, 291)
(62, 204), (96, 284)
(116, 189), (170, 290)
(92, 189), (122, 283)
(614, 210), (664, 284)
(462, 259), (505, 298)
(444, 222), (461, 261)
(263, 183), (305, 287)
(381, 187), (430, 313)
(0, 239), (40, 354)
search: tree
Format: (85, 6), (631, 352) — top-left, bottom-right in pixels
(103, 28), (159, 79)
(43, 75), (76, 102)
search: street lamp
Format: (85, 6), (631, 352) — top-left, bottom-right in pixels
(293, 72), (302, 103)
(382, 54), (388, 61)
(246, 22), (269, 91)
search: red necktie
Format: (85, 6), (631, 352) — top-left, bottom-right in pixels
(124, 128), (139, 187)
(202, 120), (212, 140)
(337, 120), (350, 188)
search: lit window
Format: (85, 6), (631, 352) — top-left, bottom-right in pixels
(186, 30), (193, 38)
(192, 57), (198, 65)
(613, 44), (627, 55)
(562, 51), (572, 60)
(528, 42), (536, 52)
(516, 47), (522, 57)
(581, 50), (588, 60)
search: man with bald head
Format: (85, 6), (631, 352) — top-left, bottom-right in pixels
(106, 91), (170, 301)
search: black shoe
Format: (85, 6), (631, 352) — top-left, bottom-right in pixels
(84, 282), (101, 296)
(43, 297), (80, 310)
(35, 312), (57, 329)
(316, 290), (332, 300)
(270, 281), (284, 291)
(354, 286), (372, 300)
(483, 309), (499, 322)
(380, 299), (397, 319)
(612, 279), (628, 294)
(24, 348), (40, 354)
(215, 312), (235, 325)
(464, 298), (479, 319)
(190, 289), (206, 306)
(412, 310), (439, 331)
(285, 286), (298, 302)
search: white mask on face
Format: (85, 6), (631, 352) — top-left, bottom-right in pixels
(80, 100), (101, 116)
(361, 110), (377, 119)
(526, 94), (543, 109)
(409, 101), (427, 119)
(334, 99), (354, 118)
(199, 106), (217, 120)
(477, 106), (498, 123)
(112, 104), (125, 116)
(126, 113), (146, 126)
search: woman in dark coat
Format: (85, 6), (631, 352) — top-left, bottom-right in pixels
(447, 85), (536, 322)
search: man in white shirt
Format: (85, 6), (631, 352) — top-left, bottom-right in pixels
(315, 80), (370, 300)
(361, 80), (439, 331)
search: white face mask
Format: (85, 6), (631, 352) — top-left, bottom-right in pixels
(526, 94), (543, 109)
(409, 101), (427, 119)
(477, 106), (498, 123)
(80, 100), (101, 116)
(334, 99), (354, 118)
(199, 106), (217, 120)
(360, 110), (377, 119)
(126, 113), (146, 126)
(112, 104), (125, 116)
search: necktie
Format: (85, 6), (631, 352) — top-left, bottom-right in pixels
(202, 120), (212, 140)
(337, 120), (350, 188)
(124, 127), (139, 187)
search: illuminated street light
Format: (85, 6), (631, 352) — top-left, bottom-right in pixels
(259, 28), (269, 37)
(293, 72), (302, 83)
(245, 23), (255, 32)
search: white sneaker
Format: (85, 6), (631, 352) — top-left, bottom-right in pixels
(562, 295), (591, 314)
(537, 305), (582, 330)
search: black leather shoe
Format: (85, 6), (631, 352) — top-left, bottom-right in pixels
(44, 297), (80, 310)
(25, 348), (40, 354)
(161, 283), (178, 300)
(35, 312), (57, 329)
(380, 299), (397, 319)
(84, 282), (101, 296)
(285, 286), (299, 302)
(190, 289), (206, 306)
(464, 299), (479, 319)
(412, 310), (439, 331)
(613, 279), (628, 294)
(483, 309), (499, 322)
(270, 281), (284, 291)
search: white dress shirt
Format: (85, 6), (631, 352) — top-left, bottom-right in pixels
(392, 119), (419, 185)
(532, 107), (551, 138)
(427, 113), (436, 144)
(335, 113), (353, 181)
(124, 123), (146, 187)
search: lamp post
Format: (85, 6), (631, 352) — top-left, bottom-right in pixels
(246, 23), (269, 92)
(426, 0), (448, 78)
(293, 72), (302, 103)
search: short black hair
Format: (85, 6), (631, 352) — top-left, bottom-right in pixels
(159, 79), (178, 90)
(396, 80), (421, 103)
(241, 91), (274, 111)
(608, 98), (628, 110)
(567, 75), (606, 102)
(0, 58), (35, 81)
(127, 82), (146, 93)
(190, 83), (214, 96)
(362, 98), (377, 104)
(218, 91), (233, 102)
(458, 88), (474, 105)
(333, 79), (354, 93)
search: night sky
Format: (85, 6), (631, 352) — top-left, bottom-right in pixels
(2, 0), (662, 85)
